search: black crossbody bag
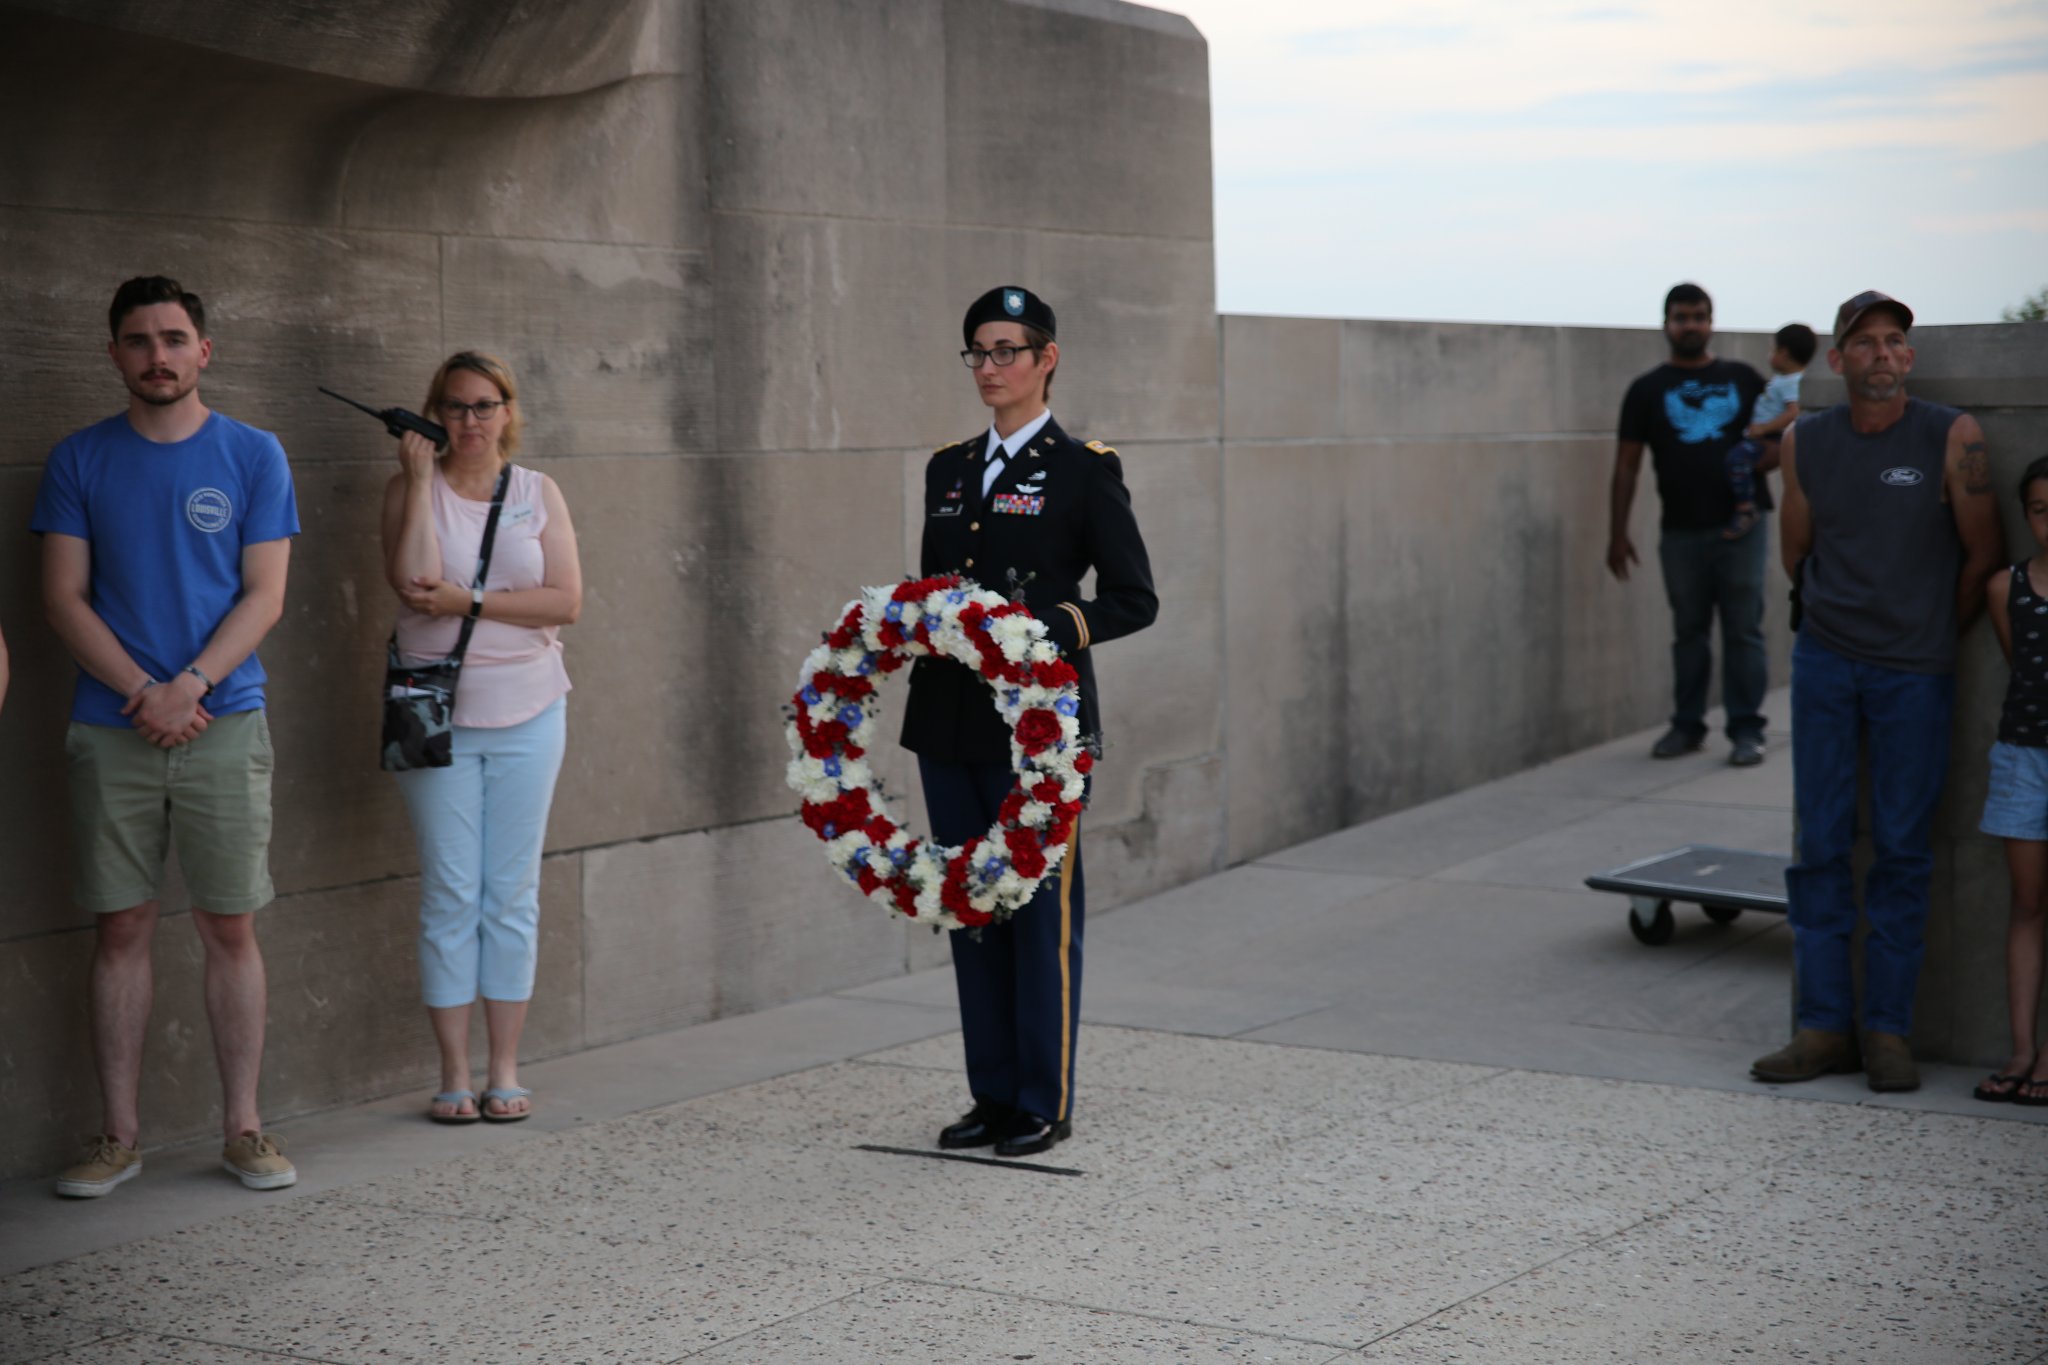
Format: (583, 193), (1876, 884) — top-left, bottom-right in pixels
(380, 464), (511, 772)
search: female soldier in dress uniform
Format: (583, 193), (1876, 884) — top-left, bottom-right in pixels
(900, 285), (1157, 1156)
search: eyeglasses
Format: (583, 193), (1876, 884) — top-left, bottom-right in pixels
(439, 399), (506, 422)
(960, 345), (1039, 369)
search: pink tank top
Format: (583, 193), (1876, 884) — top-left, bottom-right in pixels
(394, 464), (572, 728)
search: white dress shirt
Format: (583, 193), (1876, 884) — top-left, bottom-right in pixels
(982, 408), (1054, 499)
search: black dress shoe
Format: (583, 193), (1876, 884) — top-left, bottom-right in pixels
(938, 1102), (1015, 1150)
(994, 1114), (1070, 1157)
(1651, 727), (1705, 759)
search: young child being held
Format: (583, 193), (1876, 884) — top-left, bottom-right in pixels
(1975, 452), (2048, 1106)
(1723, 322), (1816, 539)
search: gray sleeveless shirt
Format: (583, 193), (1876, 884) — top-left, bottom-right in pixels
(1796, 397), (1963, 674)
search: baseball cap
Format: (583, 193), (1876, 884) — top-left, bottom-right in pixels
(1833, 290), (1913, 346)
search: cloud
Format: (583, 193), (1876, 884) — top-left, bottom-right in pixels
(1911, 208), (2048, 235)
(1282, 22), (1467, 56)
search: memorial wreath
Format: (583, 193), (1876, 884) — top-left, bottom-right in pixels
(785, 574), (1091, 930)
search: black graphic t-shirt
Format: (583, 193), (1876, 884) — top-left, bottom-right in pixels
(1618, 359), (1767, 529)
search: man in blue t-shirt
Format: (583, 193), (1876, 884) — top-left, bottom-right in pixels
(1608, 282), (1770, 767)
(32, 276), (301, 1198)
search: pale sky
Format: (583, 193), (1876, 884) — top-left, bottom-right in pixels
(1167, 0), (2048, 329)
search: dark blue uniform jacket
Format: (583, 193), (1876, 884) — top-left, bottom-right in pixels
(901, 417), (1157, 763)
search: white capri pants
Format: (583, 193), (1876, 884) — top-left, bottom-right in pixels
(394, 698), (566, 1007)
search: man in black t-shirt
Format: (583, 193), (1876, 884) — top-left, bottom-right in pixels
(1608, 282), (1769, 765)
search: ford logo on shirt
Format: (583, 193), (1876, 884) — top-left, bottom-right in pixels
(1880, 467), (1923, 486)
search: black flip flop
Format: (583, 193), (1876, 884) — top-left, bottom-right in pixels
(2014, 1077), (2048, 1107)
(1973, 1074), (2025, 1103)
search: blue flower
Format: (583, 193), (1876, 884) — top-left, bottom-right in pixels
(890, 847), (911, 867)
(836, 704), (864, 728)
(1004, 688), (1021, 708)
(947, 590), (967, 604)
(884, 601), (904, 622)
(851, 846), (870, 867)
(1054, 697), (1079, 717)
(822, 823), (839, 840)
(800, 685), (821, 705)
(823, 757), (842, 778)
(980, 858), (1007, 882)
(856, 654), (877, 675)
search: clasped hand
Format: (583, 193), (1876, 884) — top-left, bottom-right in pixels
(400, 576), (470, 618)
(122, 673), (212, 748)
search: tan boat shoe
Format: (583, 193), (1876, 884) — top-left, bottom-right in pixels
(222, 1131), (297, 1191)
(1750, 1028), (1861, 1083)
(55, 1135), (142, 1199)
(1863, 1032), (1921, 1093)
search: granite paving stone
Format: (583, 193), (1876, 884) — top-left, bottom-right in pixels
(687, 1280), (1346, 1364)
(1363, 1187), (2048, 1365)
(5, 696), (2041, 1362)
(0, 1313), (130, 1365)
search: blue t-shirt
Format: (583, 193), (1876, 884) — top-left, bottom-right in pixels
(30, 412), (299, 725)
(1752, 370), (1801, 428)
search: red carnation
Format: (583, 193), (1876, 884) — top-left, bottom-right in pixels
(875, 651), (906, 674)
(1033, 659), (1079, 688)
(1014, 709), (1062, 756)
(826, 605), (864, 650)
(1074, 751), (1095, 774)
(1005, 827), (1048, 879)
(1031, 779), (1063, 804)
(999, 790), (1027, 825)
(856, 867), (882, 895)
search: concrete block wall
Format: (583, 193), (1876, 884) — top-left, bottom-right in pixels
(0, 0), (1223, 1180)
(1218, 316), (1799, 863)
(2, 0), (2032, 1180)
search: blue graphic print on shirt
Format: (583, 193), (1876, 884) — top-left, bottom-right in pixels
(1663, 381), (1744, 445)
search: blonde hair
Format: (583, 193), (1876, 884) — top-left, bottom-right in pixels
(423, 350), (522, 459)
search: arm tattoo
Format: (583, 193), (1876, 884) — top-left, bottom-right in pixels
(1962, 440), (1992, 495)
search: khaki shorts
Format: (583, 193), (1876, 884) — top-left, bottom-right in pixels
(65, 710), (277, 915)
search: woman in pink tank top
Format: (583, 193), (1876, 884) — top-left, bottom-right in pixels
(379, 351), (582, 1126)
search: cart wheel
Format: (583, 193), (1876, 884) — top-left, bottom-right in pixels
(1702, 904), (1742, 925)
(1628, 899), (1676, 945)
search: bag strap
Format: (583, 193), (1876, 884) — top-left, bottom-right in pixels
(448, 463), (514, 665)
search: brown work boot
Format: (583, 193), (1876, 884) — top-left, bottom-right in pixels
(1750, 1029), (1861, 1083)
(1863, 1032), (1921, 1093)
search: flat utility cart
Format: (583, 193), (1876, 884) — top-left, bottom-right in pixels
(1585, 844), (1790, 945)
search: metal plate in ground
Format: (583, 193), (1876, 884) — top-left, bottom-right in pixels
(1584, 844), (1789, 912)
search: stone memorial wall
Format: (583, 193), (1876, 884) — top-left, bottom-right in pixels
(1, 0), (2034, 1179)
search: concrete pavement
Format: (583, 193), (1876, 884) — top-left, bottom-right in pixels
(5, 692), (2045, 1363)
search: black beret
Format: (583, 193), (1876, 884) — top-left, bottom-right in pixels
(962, 285), (1056, 346)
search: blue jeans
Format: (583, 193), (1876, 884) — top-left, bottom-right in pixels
(1658, 519), (1769, 741)
(1785, 635), (1953, 1035)
(394, 698), (567, 1007)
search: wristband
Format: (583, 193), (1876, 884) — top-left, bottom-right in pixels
(183, 664), (215, 694)
(469, 586), (485, 619)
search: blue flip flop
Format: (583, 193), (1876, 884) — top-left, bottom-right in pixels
(480, 1086), (533, 1123)
(428, 1090), (479, 1125)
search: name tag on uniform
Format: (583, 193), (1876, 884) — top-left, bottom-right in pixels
(931, 502), (962, 517)
(991, 493), (1045, 516)
(502, 503), (536, 528)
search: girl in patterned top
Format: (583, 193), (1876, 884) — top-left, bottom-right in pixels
(1975, 452), (2048, 1105)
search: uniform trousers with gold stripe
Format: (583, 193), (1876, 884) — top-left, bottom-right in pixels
(918, 756), (1085, 1126)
